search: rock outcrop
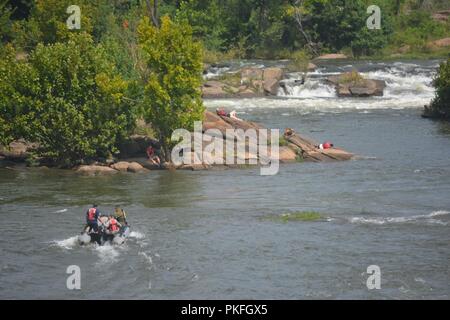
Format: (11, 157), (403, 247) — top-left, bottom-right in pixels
(202, 67), (285, 98)
(127, 162), (148, 173)
(327, 73), (386, 97)
(76, 165), (118, 175)
(198, 110), (354, 166)
(284, 131), (354, 162)
(0, 140), (38, 161)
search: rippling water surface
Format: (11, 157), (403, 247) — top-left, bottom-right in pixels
(0, 60), (449, 299)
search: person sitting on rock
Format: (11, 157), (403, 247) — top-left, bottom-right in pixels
(146, 142), (161, 166)
(317, 141), (334, 150)
(284, 128), (295, 137)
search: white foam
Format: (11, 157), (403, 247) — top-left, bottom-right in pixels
(278, 77), (336, 98)
(95, 243), (120, 264)
(53, 236), (79, 250)
(129, 231), (145, 240)
(139, 251), (153, 270)
(55, 209), (68, 213)
(217, 61), (438, 110)
(349, 211), (449, 226)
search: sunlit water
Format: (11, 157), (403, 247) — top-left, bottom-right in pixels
(1, 60), (449, 299)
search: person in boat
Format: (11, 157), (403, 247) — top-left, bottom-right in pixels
(85, 204), (101, 233)
(114, 206), (128, 226)
(317, 141), (334, 150)
(105, 215), (122, 235)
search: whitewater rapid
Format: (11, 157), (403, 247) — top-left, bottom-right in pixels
(204, 60), (440, 111)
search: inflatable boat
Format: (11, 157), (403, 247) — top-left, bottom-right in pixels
(78, 216), (131, 246)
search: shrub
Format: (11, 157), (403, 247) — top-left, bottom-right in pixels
(0, 34), (137, 166)
(425, 58), (450, 119)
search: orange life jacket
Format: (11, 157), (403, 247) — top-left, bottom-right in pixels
(109, 218), (119, 232)
(88, 208), (97, 221)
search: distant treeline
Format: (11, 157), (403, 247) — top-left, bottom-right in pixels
(1, 0), (449, 60)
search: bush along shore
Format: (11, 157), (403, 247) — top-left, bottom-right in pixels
(423, 58), (450, 120)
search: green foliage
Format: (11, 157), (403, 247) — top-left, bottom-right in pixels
(269, 211), (324, 222)
(10, 0), (118, 50)
(0, 33), (137, 165)
(391, 10), (449, 50)
(289, 49), (312, 72)
(300, 0), (392, 57)
(338, 71), (365, 84)
(175, 0), (226, 51)
(426, 58), (450, 119)
(138, 16), (204, 161)
(0, 0), (13, 42)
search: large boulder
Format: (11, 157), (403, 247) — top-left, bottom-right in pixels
(348, 79), (386, 97)
(111, 161), (130, 172)
(278, 146), (298, 163)
(76, 165), (118, 175)
(327, 74), (386, 97)
(241, 68), (264, 83)
(308, 63), (317, 71)
(0, 140), (38, 161)
(263, 67), (283, 81)
(202, 81), (237, 99)
(127, 162), (148, 173)
(263, 67), (284, 96)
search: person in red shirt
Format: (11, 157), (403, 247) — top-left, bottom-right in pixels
(147, 144), (161, 166)
(318, 141), (334, 150)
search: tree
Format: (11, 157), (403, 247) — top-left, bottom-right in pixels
(0, 0), (13, 42)
(0, 33), (137, 166)
(424, 58), (450, 119)
(138, 16), (204, 162)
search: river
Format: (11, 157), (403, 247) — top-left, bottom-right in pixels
(0, 60), (449, 299)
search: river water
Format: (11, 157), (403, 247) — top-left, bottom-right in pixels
(1, 60), (449, 299)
